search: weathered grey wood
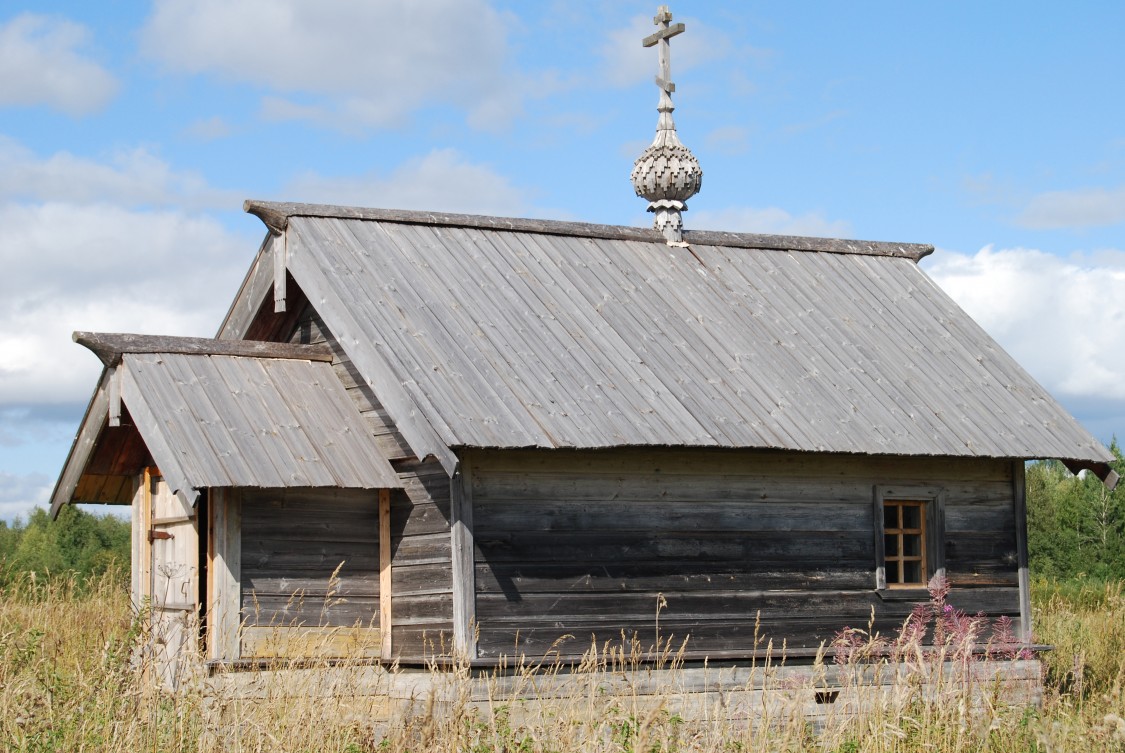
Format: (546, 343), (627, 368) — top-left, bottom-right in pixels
(475, 530), (873, 564)
(116, 350), (402, 492)
(130, 476), (144, 608)
(475, 587), (1021, 659)
(380, 488), (392, 659)
(273, 229), (287, 313)
(241, 575), (378, 597)
(642, 22), (684, 47)
(256, 208), (1111, 471)
(49, 368), (111, 517)
(118, 365), (199, 506)
(473, 498), (872, 534)
(289, 305), (415, 459)
(245, 200), (934, 261)
(475, 563), (873, 594)
(469, 448), (1021, 659)
(471, 448), (1014, 480)
(206, 355), (316, 486)
(241, 489), (379, 630)
(183, 354), (296, 488)
(451, 457), (477, 659)
(243, 595), (380, 627)
(107, 366), (121, 427)
(216, 231), (276, 339)
(1012, 461), (1032, 641)
(285, 220), (457, 473)
(210, 488), (241, 661)
(872, 486), (887, 590)
(391, 623), (454, 655)
(74, 331), (333, 367)
(384, 456), (455, 661)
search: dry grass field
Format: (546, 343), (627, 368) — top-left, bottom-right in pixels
(1, 570), (1123, 752)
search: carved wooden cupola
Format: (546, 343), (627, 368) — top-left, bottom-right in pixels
(630, 5), (703, 244)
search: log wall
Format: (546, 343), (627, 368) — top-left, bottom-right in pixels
(241, 488), (380, 628)
(469, 449), (1021, 659)
(288, 303), (454, 658)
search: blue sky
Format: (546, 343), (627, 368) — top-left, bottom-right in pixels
(1, 1), (1123, 520)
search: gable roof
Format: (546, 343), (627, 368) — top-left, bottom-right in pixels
(50, 333), (401, 516)
(233, 201), (1113, 481)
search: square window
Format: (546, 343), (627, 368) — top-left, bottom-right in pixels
(882, 499), (928, 587)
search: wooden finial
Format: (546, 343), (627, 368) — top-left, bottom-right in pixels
(631, 5), (702, 244)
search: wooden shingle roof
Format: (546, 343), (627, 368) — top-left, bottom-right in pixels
(50, 333), (401, 516)
(232, 201), (1113, 481)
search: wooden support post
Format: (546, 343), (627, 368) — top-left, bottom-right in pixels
(272, 231), (287, 313)
(107, 366), (121, 427)
(209, 488), (241, 661)
(130, 474), (144, 608)
(141, 467), (153, 601)
(1012, 461), (1033, 642)
(379, 488), (392, 660)
(450, 457), (477, 659)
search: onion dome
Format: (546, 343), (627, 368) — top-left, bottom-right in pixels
(630, 6), (702, 243)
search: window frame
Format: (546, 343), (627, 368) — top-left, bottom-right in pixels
(873, 485), (946, 592)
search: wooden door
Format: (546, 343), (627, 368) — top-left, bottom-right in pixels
(140, 467), (200, 687)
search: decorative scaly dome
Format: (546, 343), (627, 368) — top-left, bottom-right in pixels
(630, 5), (702, 244)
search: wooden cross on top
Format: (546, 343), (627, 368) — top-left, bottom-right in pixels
(642, 5), (685, 96)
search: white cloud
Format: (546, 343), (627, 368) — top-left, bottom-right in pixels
(0, 203), (253, 407)
(0, 138), (256, 522)
(925, 245), (1125, 402)
(0, 137), (240, 209)
(1016, 185), (1125, 229)
(0, 137), (255, 411)
(0, 471), (52, 521)
(690, 206), (852, 238)
(600, 12), (733, 88)
(285, 148), (550, 217)
(140, 0), (526, 131)
(0, 13), (118, 115)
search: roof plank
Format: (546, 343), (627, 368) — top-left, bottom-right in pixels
(267, 211), (1109, 470)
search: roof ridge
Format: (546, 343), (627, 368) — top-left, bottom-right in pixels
(244, 200), (934, 261)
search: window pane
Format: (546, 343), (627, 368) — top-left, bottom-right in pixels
(885, 534), (899, 557)
(902, 504), (922, 529)
(903, 560), (922, 584)
(903, 533), (922, 557)
(884, 504), (897, 530)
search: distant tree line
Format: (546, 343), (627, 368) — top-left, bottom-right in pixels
(0, 506), (130, 585)
(1027, 439), (1125, 581)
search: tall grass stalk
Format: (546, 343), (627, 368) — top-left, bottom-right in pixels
(2, 570), (1123, 752)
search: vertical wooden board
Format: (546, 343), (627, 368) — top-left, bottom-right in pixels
(145, 474), (199, 689)
(451, 456), (477, 659)
(150, 477), (197, 609)
(273, 231), (287, 313)
(932, 488), (947, 581)
(872, 486), (887, 590)
(130, 474), (145, 607)
(1012, 461), (1032, 641)
(140, 468), (153, 604)
(379, 488), (392, 659)
(211, 488), (241, 661)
